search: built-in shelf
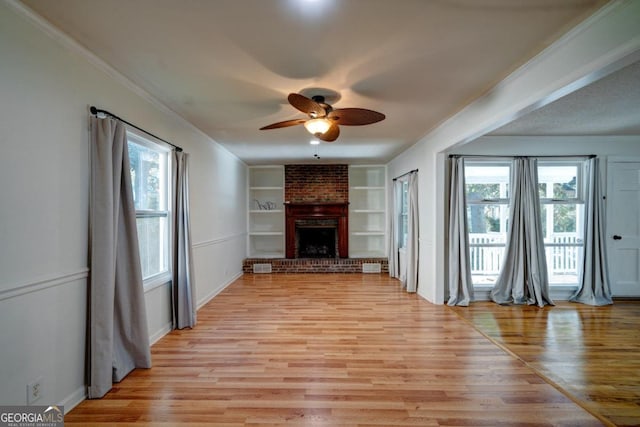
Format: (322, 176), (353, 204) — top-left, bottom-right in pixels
(348, 165), (387, 258)
(248, 166), (285, 258)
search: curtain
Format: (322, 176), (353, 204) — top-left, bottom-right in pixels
(88, 117), (151, 399)
(172, 151), (197, 328)
(447, 157), (474, 306)
(491, 158), (553, 307)
(388, 180), (402, 279)
(570, 158), (613, 305)
(405, 172), (419, 292)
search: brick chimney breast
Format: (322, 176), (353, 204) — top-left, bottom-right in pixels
(284, 164), (348, 203)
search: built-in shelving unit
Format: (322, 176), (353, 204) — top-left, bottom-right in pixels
(248, 166), (284, 257)
(348, 165), (387, 258)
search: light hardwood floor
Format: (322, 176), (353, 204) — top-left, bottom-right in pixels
(451, 300), (640, 427)
(66, 274), (638, 426)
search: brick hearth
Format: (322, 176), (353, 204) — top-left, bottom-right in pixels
(243, 258), (389, 274)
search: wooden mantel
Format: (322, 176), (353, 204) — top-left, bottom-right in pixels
(285, 202), (349, 259)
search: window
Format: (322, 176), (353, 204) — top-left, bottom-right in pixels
(538, 161), (585, 285)
(399, 180), (409, 248)
(464, 162), (511, 285)
(463, 159), (585, 287)
(127, 132), (171, 285)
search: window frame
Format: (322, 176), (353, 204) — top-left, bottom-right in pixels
(127, 130), (172, 289)
(461, 157), (587, 288)
(464, 160), (512, 286)
(537, 159), (586, 286)
(398, 179), (409, 249)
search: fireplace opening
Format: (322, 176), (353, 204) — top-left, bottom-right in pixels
(286, 203), (348, 259)
(295, 218), (338, 258)
(296, 227), (337, 258)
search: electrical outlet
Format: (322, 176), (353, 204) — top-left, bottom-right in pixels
(27, 377), (43, 405)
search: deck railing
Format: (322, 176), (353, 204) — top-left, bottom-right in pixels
(469, 233), (583, 278)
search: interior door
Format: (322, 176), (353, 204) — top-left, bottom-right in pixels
(607, 160), (640, 296)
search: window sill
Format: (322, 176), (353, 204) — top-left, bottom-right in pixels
(144, 272), (172, 293)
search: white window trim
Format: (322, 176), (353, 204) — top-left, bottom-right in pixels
(463, 157), (588, 291)
(127, 128), (172, 288)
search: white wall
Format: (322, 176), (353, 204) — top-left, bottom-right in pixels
(0, 2), (246, 409)
(387, 138), (443, 303)
(387, 0), (640, 304)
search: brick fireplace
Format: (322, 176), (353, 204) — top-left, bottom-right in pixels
(243, 164), (388, 273)
(284, 165), (349, 259)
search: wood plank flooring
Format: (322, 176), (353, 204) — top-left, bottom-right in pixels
(66, 274), (620, 426)
(451, 301), (640, 427)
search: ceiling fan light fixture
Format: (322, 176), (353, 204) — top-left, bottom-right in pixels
(309, 139), (320, 145)
(304, 118), (332, 135)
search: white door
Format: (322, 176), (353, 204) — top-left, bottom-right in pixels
(607, 160), (640, 297)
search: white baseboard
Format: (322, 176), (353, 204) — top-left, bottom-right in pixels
(60, 385), (86, 414)
(197, 271), (243, 310)
(149, 322), (173, 345)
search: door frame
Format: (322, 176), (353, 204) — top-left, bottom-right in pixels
(606, 156), (640, 296)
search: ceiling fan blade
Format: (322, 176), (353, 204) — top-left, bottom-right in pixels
(259, 118), (307, 130)
(288, 93), (326, 117)
(316, 123), (340, 142)
(328, 108), (385, 126)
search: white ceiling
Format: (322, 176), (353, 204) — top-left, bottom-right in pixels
(489, 58), (640, 136)
(21, 0), (614, 164)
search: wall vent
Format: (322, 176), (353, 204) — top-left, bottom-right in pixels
(253, 263), (272, 274)
(362, 263), (381, 273)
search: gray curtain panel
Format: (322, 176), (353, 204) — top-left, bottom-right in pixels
(88, 117), (152, 399)
(491, 158), (553, 307)
(405, 172), (419, 292)
(447, 157), (474, 306)
(388, 179), (402, 279)
(570, 158), (613, 305)
(172, 151), (197, 328)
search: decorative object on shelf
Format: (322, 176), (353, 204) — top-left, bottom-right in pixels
(254, 199), (277, 210)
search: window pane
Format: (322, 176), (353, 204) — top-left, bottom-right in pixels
(128, 135), (170, 285)
(136, 216), (168, 280)
(465, 165), (510, 201)
(466, 183), (500, 200)
(129, 142), (167, 211)
(399, 181), (409, 248)
(538, 182), (547, 199)
(553, 204), (576, 233)
(467, 204), (508, 234)
(467, 204), (508, 285)
(541, 203), (584, 285)
(538, 165), (578, 200)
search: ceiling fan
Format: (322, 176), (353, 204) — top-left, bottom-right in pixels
(259, 93), (385, 142)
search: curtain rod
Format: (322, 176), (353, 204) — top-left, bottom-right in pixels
(448, 154), (596, 159)
(90, 106), (183, 152)
(393, 168), (418, 181)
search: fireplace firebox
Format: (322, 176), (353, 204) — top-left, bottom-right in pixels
(296, 224), (337, 258)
